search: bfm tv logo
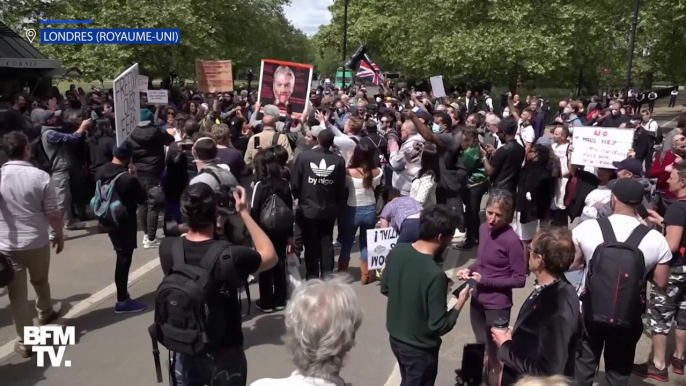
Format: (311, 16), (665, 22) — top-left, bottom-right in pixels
(307, 160), (335, 185)
(24, 326), (75, 367)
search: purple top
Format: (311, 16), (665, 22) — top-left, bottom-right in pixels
(380, 197), (423, 231)
(469, 222), (526, 309)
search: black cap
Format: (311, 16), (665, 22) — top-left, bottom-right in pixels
(612, 158), (643, 177)
(113, 141), (133, 160)
(611, 178), (645, 206)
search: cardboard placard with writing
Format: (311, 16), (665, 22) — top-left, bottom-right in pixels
(146, 90), (168, 105)
(113, 63), (141, 145)
(257, 59), (313, 119)
(367, 228), (399, 271)
(196, 59), (234, 93)
(570, 126), (634, 169)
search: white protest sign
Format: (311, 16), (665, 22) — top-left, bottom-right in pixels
(146, 90), (169, 105)
(570, 126), (634, 169)
(114, 63), (141, 145)
(138, 75), (148, 91)
(367, 227), (398, 270)
(430, 75), (447, 98)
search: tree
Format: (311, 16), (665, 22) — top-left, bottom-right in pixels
(2, 0), (316, 80)
(313, 0), (686, 92)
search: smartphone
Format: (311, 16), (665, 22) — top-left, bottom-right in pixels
(461, 343), (485, 386)
(254, 136), (260, 149)
(479, 143), (487, 151)
(637, 205), (649, 220)
(452, 278), (477, 297)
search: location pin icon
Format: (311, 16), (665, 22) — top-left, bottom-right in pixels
(26, 29), (36, 43)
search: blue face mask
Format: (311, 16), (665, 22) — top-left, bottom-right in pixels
(432, 123), (441, 133)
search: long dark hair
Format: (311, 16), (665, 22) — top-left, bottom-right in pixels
(417, 143), (440, 183)
(86, 118), (114, 143)
(348, 141), (376, 189)
(255, 148), (289, 196)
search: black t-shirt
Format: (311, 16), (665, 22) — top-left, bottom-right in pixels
(435, 131), (466, 192)
(159, 237), (261, 348)
(490, 139), (525, 194)
(664, 201), (686, 266)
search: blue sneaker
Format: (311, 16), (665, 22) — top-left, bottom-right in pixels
(114, 298), (147, 314)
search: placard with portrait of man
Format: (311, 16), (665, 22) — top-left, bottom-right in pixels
(257, 59), (313, 119)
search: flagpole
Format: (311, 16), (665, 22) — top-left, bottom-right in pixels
(342, 0), (349, 89)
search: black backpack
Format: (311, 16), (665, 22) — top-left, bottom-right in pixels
(148, 238), (231, 380)
(30, 130), (59, 174)
(582, 218), (650, 329)
(259, 190), (294, 233)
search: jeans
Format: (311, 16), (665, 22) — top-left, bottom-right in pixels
(258, 235), (288, 308)
(436, 187), (465, 233)
(137, 172), (162, 241)
(339, 205), (377, 263)
(390, 338), (439, 386)
(51, 170), (74, 226)
(398, 217), (420, 243)
(171, 349), (247, 386)
(302, 217), (335, 279)
(462, 182), (488, 243)
(108, 225), (138, 302)
(575, 319), (643, 386)
(6, 245), (53, 349)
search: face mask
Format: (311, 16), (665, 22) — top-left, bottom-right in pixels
(316, 90), (320, 95)
(337, 108), (345, 116)
(503, 110), (510, 118)
(642, 116), (649, 123)
(376, 97), (382, 103)
(564, 108), (572, 114)
(432, 123), (442, 133)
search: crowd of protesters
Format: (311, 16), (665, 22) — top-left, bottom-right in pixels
(0, 77), (684, 386)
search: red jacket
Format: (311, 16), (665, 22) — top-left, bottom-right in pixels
(649, 151), (677, 199)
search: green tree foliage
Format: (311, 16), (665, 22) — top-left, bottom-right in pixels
(313, 0), (686, 91)
(1, 0), (314, 80)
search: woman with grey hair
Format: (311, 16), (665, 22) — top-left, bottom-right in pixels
(250, 277), (363, 386)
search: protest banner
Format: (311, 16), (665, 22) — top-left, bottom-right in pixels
(367, 228), (398, 270)
(570, 126), (634, 169)
(257, 59), (313, 119)
(430, 76), (446, 97)
(113, 63), (141, 145)
(146, 90), (168, 105)
(138, 75), (148, 91)
(196, 59), (233, 93)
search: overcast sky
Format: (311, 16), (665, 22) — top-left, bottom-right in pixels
(283, 0), (333, 36)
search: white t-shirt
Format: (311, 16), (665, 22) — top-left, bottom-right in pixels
(644, 119), (659, 133)
(251, 371), (345, 386)
(580, 186), (611, 221)
(567, 214), (672, 294)
(551, 142), (570, 210)
(516, 121), (535, 148)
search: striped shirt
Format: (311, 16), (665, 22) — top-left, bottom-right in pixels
(0, 161), (59, 251)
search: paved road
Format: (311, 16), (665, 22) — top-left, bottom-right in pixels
(0, 93), (684, 386)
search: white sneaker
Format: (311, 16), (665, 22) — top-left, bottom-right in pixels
(144, 236), (161, 249)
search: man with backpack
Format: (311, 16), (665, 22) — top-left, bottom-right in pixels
(570, 178), (671, 386)
(93, 140), (148, 313)
(151, 183), (277, 386)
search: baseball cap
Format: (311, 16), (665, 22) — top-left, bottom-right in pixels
(31, 108), (62, 126)
(306, 124), (325, 138)
(611, 158), (643, 176)
(611, 178), (645, 206)
(113, 140), (133, 160)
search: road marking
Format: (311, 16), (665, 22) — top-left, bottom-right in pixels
(0, 258), (160, 362)
(661, 114), (679, 128)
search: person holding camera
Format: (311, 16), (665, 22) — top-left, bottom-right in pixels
(490, 228), (580, 386)
(158, 183), (277, 385)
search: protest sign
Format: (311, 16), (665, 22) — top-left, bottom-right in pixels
(570, 126), (634, 169)
(257, 59), (313, 119)
(430, 76), (446, 98)
(196, 59), (233, 93)
(146, 90), (168, 105)
(113, 63), (141, 145)
(138, 75), (148, 91)
(367, 228), (398, 270)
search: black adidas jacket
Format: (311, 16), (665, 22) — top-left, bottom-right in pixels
(291, 146), (347, 220)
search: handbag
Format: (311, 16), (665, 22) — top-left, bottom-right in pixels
(286, 248), (303, 296)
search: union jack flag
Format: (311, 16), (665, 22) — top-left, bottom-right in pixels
(356, 54), (384, 85)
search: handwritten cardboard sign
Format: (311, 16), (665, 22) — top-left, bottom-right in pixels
(196, 59), (234, 92)
(367, 228), (399, 270)
(570, 126), (634, 169)
(113, 63), (141, 145)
